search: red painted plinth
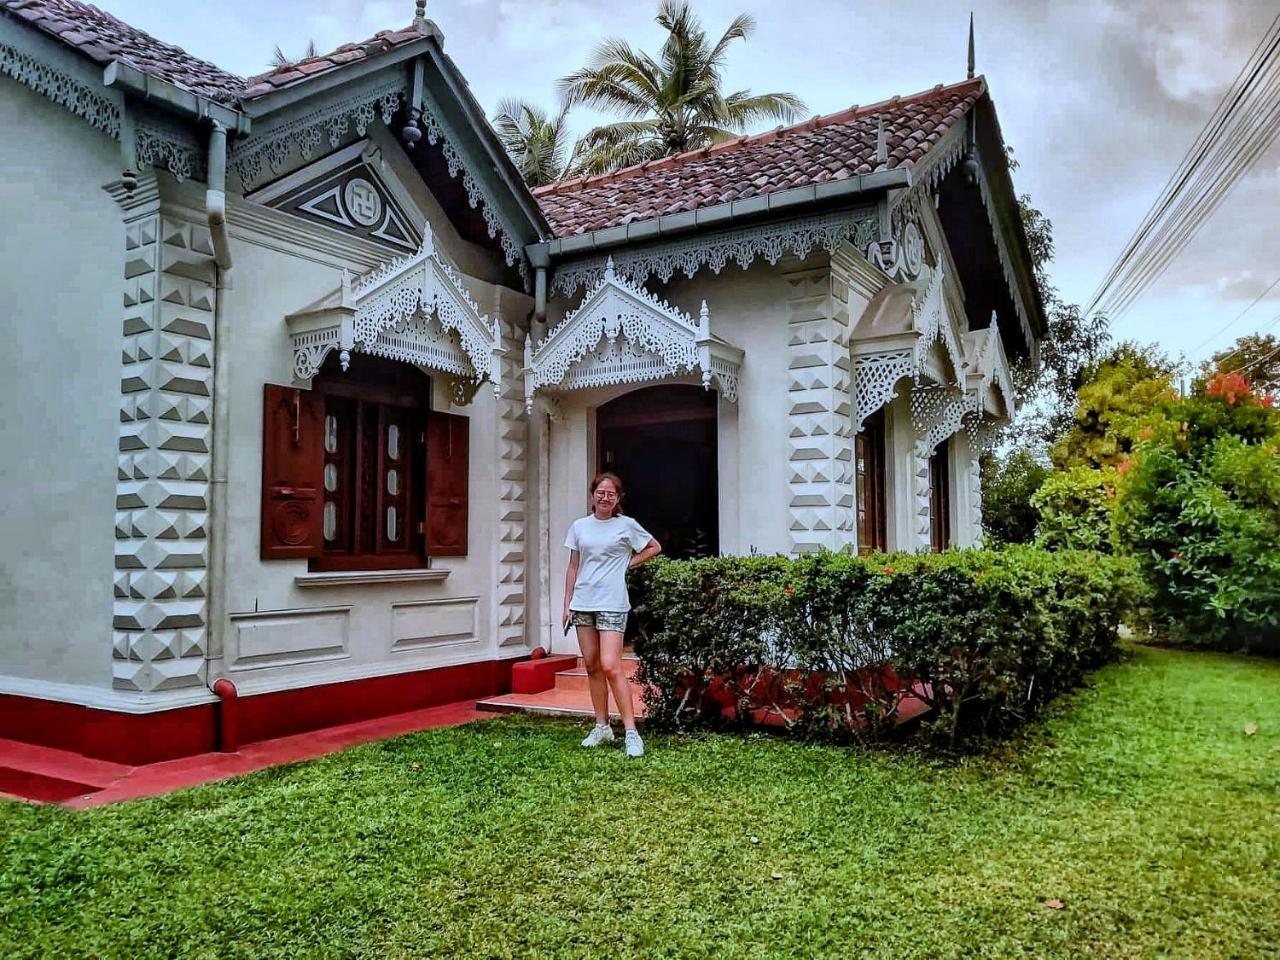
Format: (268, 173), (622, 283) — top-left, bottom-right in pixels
(0, 658), (519, 767)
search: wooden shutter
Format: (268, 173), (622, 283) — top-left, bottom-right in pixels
(426, 411), (469, 556)
(261, 383), (325, 560)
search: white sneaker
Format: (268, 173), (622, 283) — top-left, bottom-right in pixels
(580, 724), (615, 748)
(624, 730), (644, 758)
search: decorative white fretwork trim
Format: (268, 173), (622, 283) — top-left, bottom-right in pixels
(888, 119), (1036, 350)
(851, 267), (965, 431)
(418, 84), (526, 282)
(852, 349), (913, 433)
(911, 382), (974, 457)
(525, 258), (742, 408)
(550, 208), (881, 296)
(287, 224), (500, 391)
(910, 267), (964, 382)
(231, 76), (404, 187)
(0, 41), (121, 138)
(135, 118), (205, 182)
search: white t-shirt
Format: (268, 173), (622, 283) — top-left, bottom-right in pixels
(564, 514), (654, 612)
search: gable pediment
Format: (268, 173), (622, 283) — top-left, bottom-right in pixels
(246, 140), (421, 253)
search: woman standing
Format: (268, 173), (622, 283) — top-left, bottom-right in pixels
(563, 472), (661, 757)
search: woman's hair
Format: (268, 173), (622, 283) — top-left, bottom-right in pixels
(589, 472), (625, 517)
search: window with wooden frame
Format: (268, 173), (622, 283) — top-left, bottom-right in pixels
(928, 438), (951, 553)
(855, 407), (888, 554)
(261, 354), (468, 569)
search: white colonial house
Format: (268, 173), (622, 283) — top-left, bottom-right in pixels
(0, 0), (1042, 764)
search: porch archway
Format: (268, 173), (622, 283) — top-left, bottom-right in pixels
(597, 385), (718, 560)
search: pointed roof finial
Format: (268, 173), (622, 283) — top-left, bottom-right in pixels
(967, 12), (975, 80)
(875, 115), (888, 166)
(414, 0), (428, 33)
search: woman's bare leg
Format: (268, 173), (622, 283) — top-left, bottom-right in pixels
(597, 630), (636, 731)
(575, 625), (610, 726)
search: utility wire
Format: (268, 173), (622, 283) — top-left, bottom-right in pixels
(1087, 19), (1278, 315)
(1106, 71), (1280, 317)
(1190, 273), (1280, 354)
(1087, 14), (1280, 322)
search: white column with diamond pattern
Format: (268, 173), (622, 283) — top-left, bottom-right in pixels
(110, 178), (215, 693)
(493, 294), (529, 648)
(784, 262), (856, 554)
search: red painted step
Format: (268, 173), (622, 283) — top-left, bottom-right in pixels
(0, 738), (131, 804)
(476, 655), (649, 719)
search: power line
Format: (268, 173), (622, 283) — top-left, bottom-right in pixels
(1190, 273), (1280, 354)
(1087, 14), (1280, 323)
(1088, 19), (1279, 315)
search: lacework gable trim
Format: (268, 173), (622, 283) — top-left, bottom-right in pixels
(418, 84), (527, 283)
(0, 41), (120, 138)
(231, 75), (404, 188)
(290, 225), (500, 390)
(526, 259), (741, 409)
(549, 208), (881, 296)
(135, 117), (205, 182)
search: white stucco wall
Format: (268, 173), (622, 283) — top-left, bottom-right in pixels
(0, 79), (122, 692)
(204, 191), (524, 696)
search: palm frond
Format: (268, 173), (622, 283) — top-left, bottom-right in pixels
(558, 2), (808, 175)
(717, 90), (807, 130)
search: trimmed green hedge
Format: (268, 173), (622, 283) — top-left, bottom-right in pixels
(629, 548), (1140, 749)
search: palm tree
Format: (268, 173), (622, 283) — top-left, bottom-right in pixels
(559, 1), (806, 176)
(491, 99), (579, 187)
(269, 40), (320, 70)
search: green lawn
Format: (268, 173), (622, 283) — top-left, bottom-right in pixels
(2, 646), (1277, 960)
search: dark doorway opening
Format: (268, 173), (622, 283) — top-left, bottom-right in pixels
(597, 385), (718, 560)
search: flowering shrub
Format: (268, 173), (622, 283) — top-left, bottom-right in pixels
(629, 548), (1139, 750)
(1114, 380), (1280, 652)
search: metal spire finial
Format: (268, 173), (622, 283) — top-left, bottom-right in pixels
(967, 12), (975, 80)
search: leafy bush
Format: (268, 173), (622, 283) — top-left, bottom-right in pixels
(980, 449), (1051, 544)
(629, 548), (1138, 750)
(1114, 382), (1280, 652)
(1032, 465), (1119, 553)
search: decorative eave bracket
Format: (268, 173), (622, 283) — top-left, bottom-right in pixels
(286, 222), (500, 391)
(524, 258), (743, 411)
(850, 266), (965, 431)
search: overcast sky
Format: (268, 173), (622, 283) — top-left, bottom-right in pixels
(102, 0), (1280, 367)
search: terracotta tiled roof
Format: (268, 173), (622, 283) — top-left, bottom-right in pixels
(535, 78), (985, 237)
(240, 27), (424, 99)
(1, 0), (245, 103)
(1, 0), (430, 106)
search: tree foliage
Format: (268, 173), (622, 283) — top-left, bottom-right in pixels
(1050, 342), (1179, 470)
(980, 449), (1050, 545)
(269, 40), (319, 70)
(558, 1), (805, 175)
(1114, 373), (1280, 652)
(1201, 333), (1280, 393)
(1002, 178), (1111, 451)
(491, 99), (577, 187)
(1032, 466), (1119, 553)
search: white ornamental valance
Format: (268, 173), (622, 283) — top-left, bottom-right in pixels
(850, 266), (967, 431)
(286, 224), (501, 391)
(524, 258), (743, 410)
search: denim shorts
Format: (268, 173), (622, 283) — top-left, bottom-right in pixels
(569, 610), (628, 633)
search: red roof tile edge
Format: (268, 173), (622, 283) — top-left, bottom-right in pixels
(532, 76), (986, 198)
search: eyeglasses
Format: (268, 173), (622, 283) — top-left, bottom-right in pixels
(594, 491), (618, 500)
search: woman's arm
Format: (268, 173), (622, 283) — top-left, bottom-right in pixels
(563, 550), (580, 623)
(628, 538), (662, 568)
